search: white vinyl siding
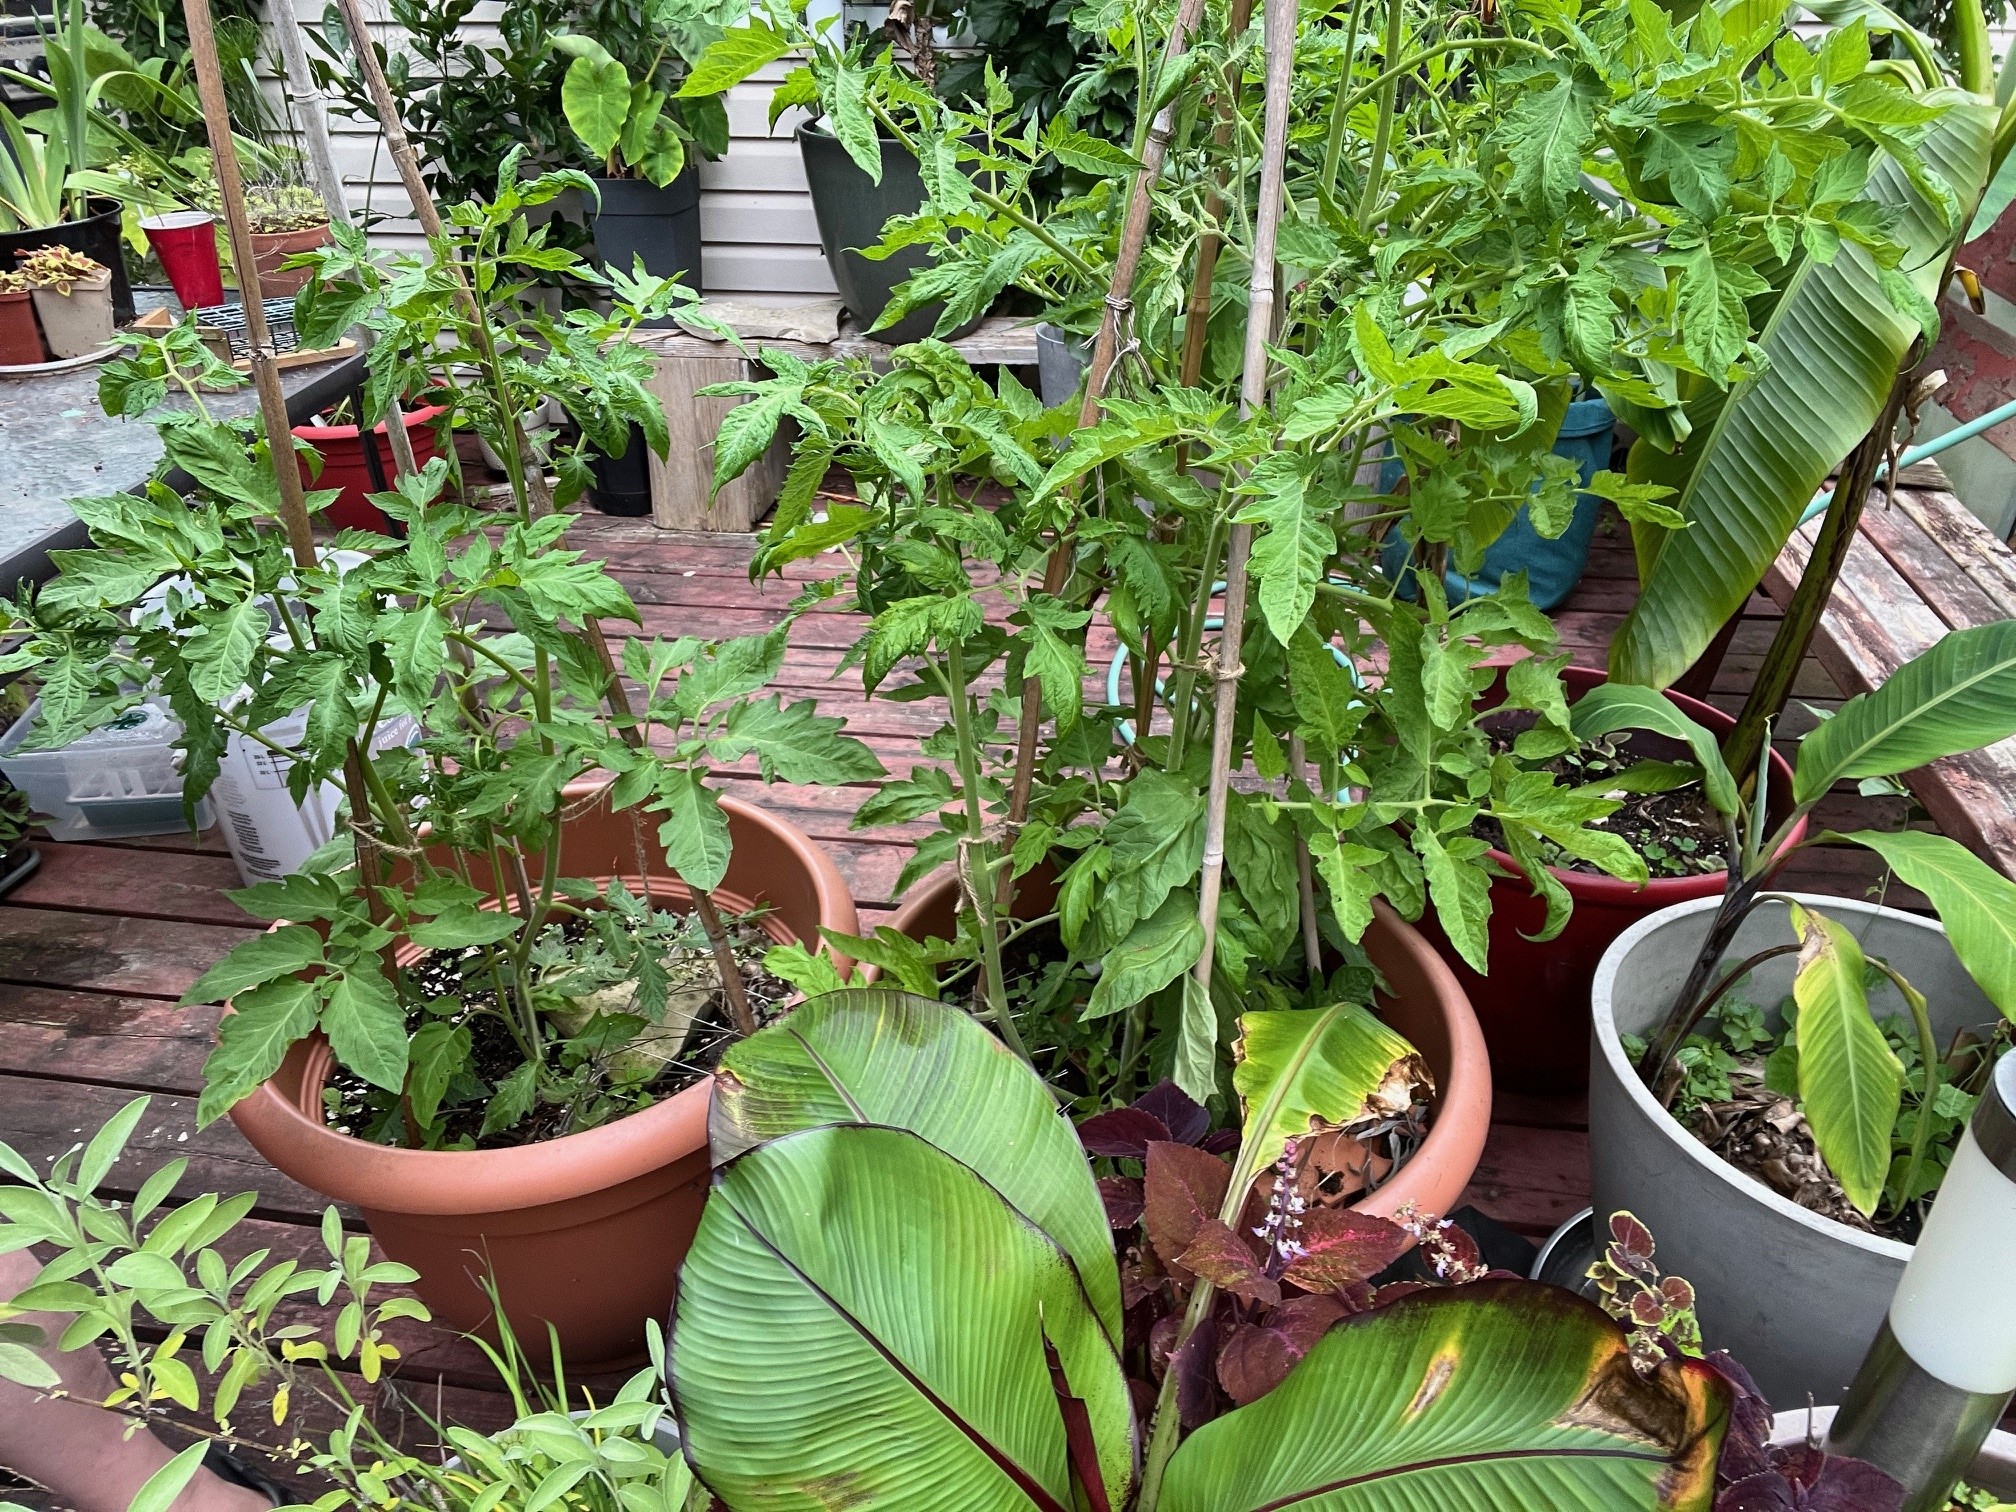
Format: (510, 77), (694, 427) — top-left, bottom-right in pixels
(264, 0), (831, 295)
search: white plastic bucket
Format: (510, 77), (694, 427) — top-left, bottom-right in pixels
(212, 708), (417, 886)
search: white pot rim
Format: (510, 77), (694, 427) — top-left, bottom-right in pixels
(1591, 891), (1951, 1265)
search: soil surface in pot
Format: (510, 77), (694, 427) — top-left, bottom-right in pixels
(1631, 993), (2009, 1243)
(324, 913), (790, 1149)
(1475, 717), (1729, 879)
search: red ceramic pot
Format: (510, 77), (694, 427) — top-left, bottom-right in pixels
(293, 406), (446, 532)
(1413, 664), (1805, 1094)
(229, 786), (857, 1371)
(881, 869), (1492, 1227)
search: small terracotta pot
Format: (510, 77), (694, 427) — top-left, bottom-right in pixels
(229, 786), (857, 1370)
(881, 869), (1491, 1226)
(29, 273), (112, 359)
(293, 405), (446, 533)
(0, 289), (44, 365)
(248, 222), (332, 297)
(1411, 664), (1807, 1093)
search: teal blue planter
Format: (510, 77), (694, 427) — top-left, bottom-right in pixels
(1379, 394), (1616, 611)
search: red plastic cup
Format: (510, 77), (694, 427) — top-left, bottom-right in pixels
(140, 211), (225, 311)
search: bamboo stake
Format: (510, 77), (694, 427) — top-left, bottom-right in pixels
(183, 0), (317, 573)
(184, 0), (401, 974)
(1288, 734), (1323, 975)
(264, 0), (347, 225)
(1189, 0), (1295, 1012)
(1137, 8), (1296, 1491)
(1000, 0), (1210, 835)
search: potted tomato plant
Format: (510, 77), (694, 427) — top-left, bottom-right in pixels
(5, 164), (883, 1369)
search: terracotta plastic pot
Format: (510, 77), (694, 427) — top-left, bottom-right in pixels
(29, 274), (113, 359)
(293, 405), (446, 533)
(229, 787), (857, 1371)
(249, 222), (332, 297)
(0, 289), (44, 365)
(882, 870), (1492, 1225)
(0, 197), (134, 321)
(1412, 664), (1806, 1093)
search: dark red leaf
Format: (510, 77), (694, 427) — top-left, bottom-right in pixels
(1214, 1293), (1353, 1407)
(1373, 1280), (1431, 1305)
(1135, 1080), (1210, 1146)
(1631, 1291), (1668, 1326)
(1704, 1350), (1775, 1484)
(1608, 1211), (1658, 1276)
(1795, 1457), (1904, 1512)
(1177, 1219), (1281, 1307)
(1172, 1311), (1220, 1430)
(1662, 1275), (1697, 1312)
(1201, 1129), (1242, 1155)
(1121, 1258), (1166, 1311)
(1149, 1312), (1180, 1377)
(1042, 1332), (1113, 1512)
(1334, 1279), (1378, 1313)
(1143, 1141), (1232, 1267)
(1079, 1107), (1170, 1159)
(1280, 1209), (1409, 1292)
(1099, 1176), (1145, 1230)
(1717, 1473), (1798, 1512)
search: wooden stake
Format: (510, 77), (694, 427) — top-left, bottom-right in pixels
(1000, 0), (1210, 834)
(1190, 0), (1294, 1013)
(1176, 0), (1257, 390)
(182, 0), (319, 574)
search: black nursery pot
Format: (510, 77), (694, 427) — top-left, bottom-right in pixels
(590, 169), (702, 329)
(795, 121), (979, 346)
(0, 198), (134, 322)
(588, 422), (653, 517)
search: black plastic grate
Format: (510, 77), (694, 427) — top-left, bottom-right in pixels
(192, 297), (302, 359)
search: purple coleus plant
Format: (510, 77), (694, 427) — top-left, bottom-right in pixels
(1076, 1081), (1507, 1423)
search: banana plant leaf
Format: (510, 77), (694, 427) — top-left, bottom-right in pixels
(1228, 1004), (1424, 1195)
(1787, 903), (1901, 1217)
(669, 1124), (1135, 1512)
(708, 988), (1123, 1344)
(1609, 92), (1996, 689)
(1791, 618), (2016, 804)
(1159, 1282), (1729, 1512)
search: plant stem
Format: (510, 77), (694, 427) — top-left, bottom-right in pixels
(1318, 0), (1365, 209)
(1000, 0), (1211, 844)
(1649, 942), (1801, 1105)
(1355, 0), (1408, 231)
(1722, 373), (1911, 782)
(1287, 734), (1323, 977)
(691, 887), (759, 1038)
(1636, 874), (1777, 1085)
(1190, 0), (1295, 1016)
(945, 637), (1030, 1064)
(1163, 494), (1231, 773)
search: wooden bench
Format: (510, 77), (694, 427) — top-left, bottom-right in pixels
(627, 312), (1040, 532)
(1762, 473), (2016, 877)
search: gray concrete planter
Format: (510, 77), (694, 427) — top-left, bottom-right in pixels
(1590, 893), (1996, 1410)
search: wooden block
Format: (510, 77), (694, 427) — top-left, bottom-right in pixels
(641, 346), (790, 532)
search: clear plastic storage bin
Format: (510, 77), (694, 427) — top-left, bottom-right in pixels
(0, 698), (213, 840)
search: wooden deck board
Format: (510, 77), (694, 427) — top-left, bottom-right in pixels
(0, 496), (1935, 1492)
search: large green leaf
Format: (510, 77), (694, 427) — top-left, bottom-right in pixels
(1228, 1005), (1422, 1199)
(1567, 683), (1739, 816)
(710, 989), (1123, 1344)
(561, 53), (630, 164)
(1610, 93), (1997, 688)
(1792, 620), (2016, 804)
(1835, 828), (2016, 1018)
(670, 1125), (1133, 1512)
(1790, 903), (1902, 1217)
(1160, 1281), (1727, 1511)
